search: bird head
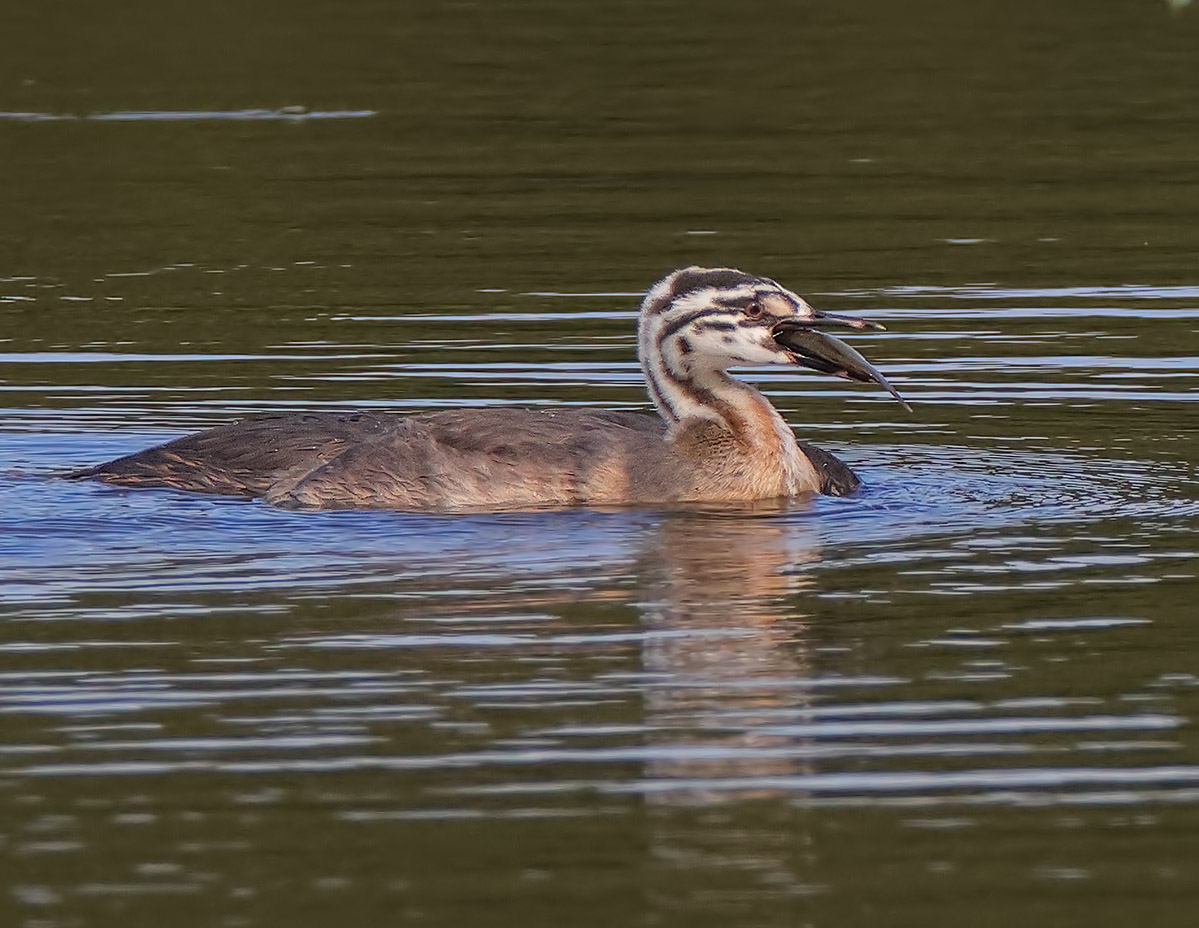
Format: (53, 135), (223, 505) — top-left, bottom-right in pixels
(640, 266), (909, 409)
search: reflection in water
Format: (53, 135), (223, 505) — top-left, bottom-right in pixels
(638, 512), (823, 905)
(641, 511), (818, 799)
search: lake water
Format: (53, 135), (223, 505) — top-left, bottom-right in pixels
(3, 1), (1199, 925)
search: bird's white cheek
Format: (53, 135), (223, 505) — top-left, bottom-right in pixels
(689, 330), (739, 360)
(744, 340), (792, 365)
(687, 331), (785, 367)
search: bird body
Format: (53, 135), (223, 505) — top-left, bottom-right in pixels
(69, 267), (906, 511)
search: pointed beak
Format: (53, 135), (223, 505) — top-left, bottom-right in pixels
(772, 317), (911, 411)
(787, 309), (887, 332)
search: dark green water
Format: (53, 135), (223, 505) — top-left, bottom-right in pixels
(3, 1), (1199, 925)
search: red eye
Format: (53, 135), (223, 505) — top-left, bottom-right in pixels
(745, 301), (763, 319)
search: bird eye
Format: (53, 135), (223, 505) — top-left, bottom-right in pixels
(745, 301), (764, 319)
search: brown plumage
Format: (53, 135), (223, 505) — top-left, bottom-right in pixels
(67, 267), (907, 511)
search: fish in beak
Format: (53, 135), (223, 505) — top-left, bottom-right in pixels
(772, 314), (911, 411)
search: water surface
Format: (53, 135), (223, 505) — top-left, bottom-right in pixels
(3, 1), (1199, 926)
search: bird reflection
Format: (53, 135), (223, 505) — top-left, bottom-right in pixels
(637, 507), (822, 907)
(640, 507), (820, 800)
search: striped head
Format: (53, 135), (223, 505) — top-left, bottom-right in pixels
(638, 266), (907, 422)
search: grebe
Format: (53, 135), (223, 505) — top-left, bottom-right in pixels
(68, 266), (908, 510)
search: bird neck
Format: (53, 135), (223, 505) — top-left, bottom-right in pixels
(640, 337), (808, 481)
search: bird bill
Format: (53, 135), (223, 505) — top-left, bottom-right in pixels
(772, 322), (911, 411)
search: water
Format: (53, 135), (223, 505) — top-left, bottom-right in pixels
(3, 1), (1199, 925)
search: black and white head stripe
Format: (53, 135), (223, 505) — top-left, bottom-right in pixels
(637, 266), (818, 424)
(665, 267), (764, 301)
(643, 267), (815, 319)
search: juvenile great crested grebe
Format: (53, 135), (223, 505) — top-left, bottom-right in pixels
(69, 266), (908, 510)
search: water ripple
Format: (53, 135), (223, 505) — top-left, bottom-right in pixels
(0, 107), (377, 122)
